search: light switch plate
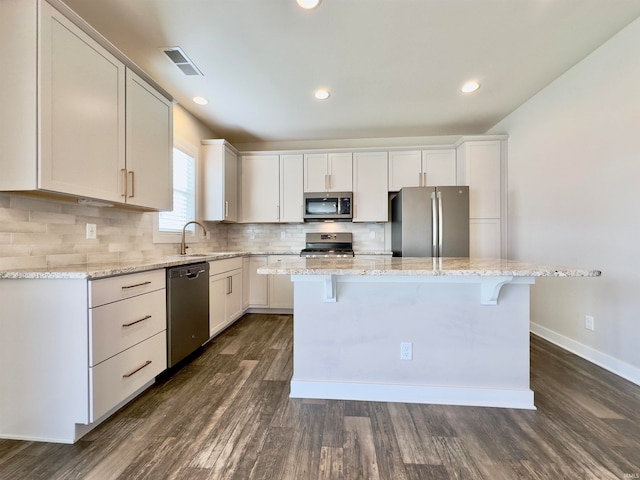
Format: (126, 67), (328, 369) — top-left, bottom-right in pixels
(86, 223), (97, 240)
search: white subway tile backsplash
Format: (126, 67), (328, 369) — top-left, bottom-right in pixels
(0, 191), (388, 270)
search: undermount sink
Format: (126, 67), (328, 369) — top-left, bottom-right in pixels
(180, 253), (209, 257)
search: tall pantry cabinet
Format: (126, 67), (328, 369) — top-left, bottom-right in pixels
(456, 138), (507, 259)
(0, 0), (173, 211)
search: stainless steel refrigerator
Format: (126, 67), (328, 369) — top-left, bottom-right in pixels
(391, 186), (469, 257)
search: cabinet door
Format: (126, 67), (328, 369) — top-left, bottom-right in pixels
(209, 273), (228, 337)
(423, 149), (456, 187)
(388, 150), (422, 191)
(202, 141), (239, 222)
(280, 154), (304, 223)
(249, 256), (269, 307)
(267, 256), (294, 309)
(242, 257), (250, 310)
(303, 154), (329, 192)
(227, 270), (243, 321)
(224, 146), (239, 221)
(457, 141), (501, 219)
(470, 219), (501, 259)
(40, 3), (125, 202)
(125, 69), (173, 210)
(241, 154), (280, 222)
(328, 153), (353, 192)
(353, 152), (388, 222)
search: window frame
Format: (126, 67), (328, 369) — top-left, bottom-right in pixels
(153, 139), (202, 244)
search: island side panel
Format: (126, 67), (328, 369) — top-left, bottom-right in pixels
(291, 275), (534, 409)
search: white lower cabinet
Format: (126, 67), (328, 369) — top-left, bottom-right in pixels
(209, 257), (243, 337)
(90, 331), (166, 421)
(245, 255), (294, 310)
(267, 256), (294, 309)
(88, 269), (167, 423)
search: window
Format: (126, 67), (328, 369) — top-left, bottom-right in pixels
(159, 147), (196, 233)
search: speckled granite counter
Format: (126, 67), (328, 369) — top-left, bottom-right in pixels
(0, 251), (299, 280)
(0, 250), (393, 280)
(258, 256), (602, 277)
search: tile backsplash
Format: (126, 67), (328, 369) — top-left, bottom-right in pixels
(0, 192), (388, 270)
(226, 222), (386, 252)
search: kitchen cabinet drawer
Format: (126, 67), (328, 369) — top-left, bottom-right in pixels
(90, 331), (166, 422)
(89, 289), (166, 366)
(89, 269), (165, 307)
(209, 257), (243, 276)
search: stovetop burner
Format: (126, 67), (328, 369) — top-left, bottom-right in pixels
(300, 232), (354, 258)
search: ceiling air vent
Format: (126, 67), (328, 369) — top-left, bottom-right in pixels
(161, 46), (203, 76)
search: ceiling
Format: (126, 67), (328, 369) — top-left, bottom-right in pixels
(63, 0), (640, 146)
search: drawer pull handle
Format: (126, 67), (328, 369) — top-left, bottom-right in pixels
(122, 360), (152, 378)
(121, 281), (152, 290)
(122, 315), (152, 327)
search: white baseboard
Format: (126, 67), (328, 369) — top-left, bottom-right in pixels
(530, 322), (640, 387)
(290, 380), (536, 410)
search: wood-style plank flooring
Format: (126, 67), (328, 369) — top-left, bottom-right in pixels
(1, 313), (639, 479)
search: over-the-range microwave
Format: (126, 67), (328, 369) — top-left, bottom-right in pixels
(303, 192), (353, 221)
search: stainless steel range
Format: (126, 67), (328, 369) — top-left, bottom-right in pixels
(300, 232), (354, 258)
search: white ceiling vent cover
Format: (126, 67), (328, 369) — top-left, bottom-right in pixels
(161, 46), (203, 76)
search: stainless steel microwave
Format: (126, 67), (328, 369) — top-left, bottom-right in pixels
(303, 192), (353, 221)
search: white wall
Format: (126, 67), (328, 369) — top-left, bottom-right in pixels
(490, 18), (640, 383)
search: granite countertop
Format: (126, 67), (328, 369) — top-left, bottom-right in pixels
(0, 250), (393, 280)
(257, 256), (602, 277)
(0, 251), (288, 280)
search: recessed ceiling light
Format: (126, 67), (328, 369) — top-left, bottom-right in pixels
(461, 81), (480, 93)
(193, 96), (209, 105)
(297, 0), (321, 9)
(314, 89), (330, 100)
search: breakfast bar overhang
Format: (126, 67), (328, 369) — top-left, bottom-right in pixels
(258, 257), (601, 410)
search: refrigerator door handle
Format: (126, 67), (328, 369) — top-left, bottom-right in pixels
(431, 192), (438, 257)
(437, 191), (444, 257)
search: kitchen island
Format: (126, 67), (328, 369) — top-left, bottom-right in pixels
(258, 257), (601, 409)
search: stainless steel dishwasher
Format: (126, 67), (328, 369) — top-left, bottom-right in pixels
(166, 262), (210, 367)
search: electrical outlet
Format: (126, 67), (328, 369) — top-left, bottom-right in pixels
(369, 230), (376, 239)
(585, 315), (595, 331)
(400, 342), (412, 360)
(280, 231), (286, 240)
(86, 223), (97, 240)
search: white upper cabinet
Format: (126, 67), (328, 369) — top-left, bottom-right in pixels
(456, 140), (502, 219)
(0, 1), (173, 210)
(240, 153), (304, 223)
(279, 154), (304, 223)
(388, 151), (422, 190)
(202, 140), (239, 222)
(40, 2), (126, 202)
(304, 153), (353, 192)
(423, 150), (457, 187)
(353, 152), (388, 222)
(241, 154), (280, 223)
(388, 149), (456, 191)
(125, 70), (173, 210)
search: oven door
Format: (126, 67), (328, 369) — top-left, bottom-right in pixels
(303, 192), (352, 221)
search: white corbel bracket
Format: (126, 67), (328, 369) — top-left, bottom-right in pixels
(480, 276), (514, 305)
(323, 275), (337, 303)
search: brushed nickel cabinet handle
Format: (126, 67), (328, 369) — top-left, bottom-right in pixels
(122, 315), (152, 327)
(122, 360), (152, 378)
(128, 170), (135, 198)
(121, 281), (152, 290)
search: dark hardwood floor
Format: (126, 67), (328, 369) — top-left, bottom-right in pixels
(1, 313), (639, 479)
